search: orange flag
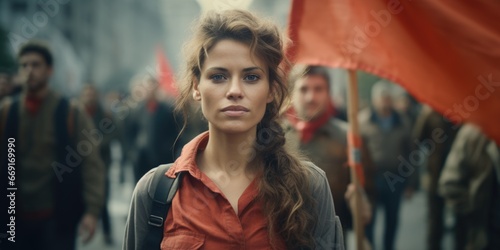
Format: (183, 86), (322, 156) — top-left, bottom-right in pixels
(156, 46), (178, 97)
(288, 0), (500, 143)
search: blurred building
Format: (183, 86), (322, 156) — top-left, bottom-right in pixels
(0, 0), (293, 95)
(0, 0), (166, 94)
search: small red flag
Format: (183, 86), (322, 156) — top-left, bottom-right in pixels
(156, 46), (178, 97)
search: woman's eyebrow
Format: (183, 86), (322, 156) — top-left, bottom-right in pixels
(205, 67), (229, 72)
(205, 67), (264, 73)
(243, 67), (264, 73)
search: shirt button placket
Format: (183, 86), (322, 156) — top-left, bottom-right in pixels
(224, 205), (246, 248)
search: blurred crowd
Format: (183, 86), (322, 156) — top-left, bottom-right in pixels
(0, 41), (498, 250)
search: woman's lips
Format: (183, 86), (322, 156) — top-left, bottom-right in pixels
(221, 105), (249, 117)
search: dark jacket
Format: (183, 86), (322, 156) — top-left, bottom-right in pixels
(358, 108), (415, 189)
(128, 99), (182, 177)
(412, 105), (459, 193)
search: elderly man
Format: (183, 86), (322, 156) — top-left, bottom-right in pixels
(359, 80), (414, 250)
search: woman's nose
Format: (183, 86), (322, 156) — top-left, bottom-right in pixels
(226, 79), (243, 100)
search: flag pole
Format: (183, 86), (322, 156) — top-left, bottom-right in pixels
(347, 69), (365, 250)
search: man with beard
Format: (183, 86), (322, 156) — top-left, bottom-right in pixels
(0, 41), (104, 250)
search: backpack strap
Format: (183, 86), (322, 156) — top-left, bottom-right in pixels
(54, 97), (70, 154)
(143, 163), (184, 249)
(53, 97), (85, 230)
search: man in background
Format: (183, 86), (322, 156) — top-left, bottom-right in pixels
(359, 80), (414, 250)
(284, 65), (375, 243)
(0, 41), (104, 250)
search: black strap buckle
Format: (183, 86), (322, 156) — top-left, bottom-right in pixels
(148, 215), (164, 227)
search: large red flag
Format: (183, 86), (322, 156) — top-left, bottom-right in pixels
(288, 0), (500, 143)
(156, 46), (178, 97)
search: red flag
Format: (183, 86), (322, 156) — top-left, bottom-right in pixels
(289, 0), (500, 143)
(156, 46), (178, 97)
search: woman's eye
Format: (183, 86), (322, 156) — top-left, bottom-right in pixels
(210, 74), (227, 82)
(244, 74), (260, 82)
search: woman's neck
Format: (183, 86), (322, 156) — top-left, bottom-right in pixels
(199, 127), (259, 176)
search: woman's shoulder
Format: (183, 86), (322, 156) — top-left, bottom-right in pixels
(302, 161), (345, 249)
(302, 161), (330, 193)
(132, 167), (159, 202)
(303, 160), (325, 177)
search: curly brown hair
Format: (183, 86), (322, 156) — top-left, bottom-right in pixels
(175, 9), (316, 249)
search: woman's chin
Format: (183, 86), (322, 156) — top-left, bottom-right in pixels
(210, 122), (258, 135)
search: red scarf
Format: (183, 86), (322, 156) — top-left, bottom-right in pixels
(286, 101), (335, 143)
(147, 99), (158, 113)
(25, 94), (44, 116)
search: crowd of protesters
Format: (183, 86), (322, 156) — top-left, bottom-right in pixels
(0, 10), (498, 250)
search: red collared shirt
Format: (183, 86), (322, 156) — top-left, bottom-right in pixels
(163, 132), (286, 249)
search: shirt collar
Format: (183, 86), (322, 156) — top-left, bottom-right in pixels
(165, 131), (209, 179)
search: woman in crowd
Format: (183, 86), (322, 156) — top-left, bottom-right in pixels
(124, 9), (344, 250)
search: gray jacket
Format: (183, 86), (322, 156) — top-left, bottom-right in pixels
(123, 162), (345, 250)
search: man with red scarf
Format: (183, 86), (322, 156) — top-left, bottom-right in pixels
(0, 41), (104, 250)
(284, 65), (375, 242)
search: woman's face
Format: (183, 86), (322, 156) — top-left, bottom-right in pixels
(194, 39), (273, 134)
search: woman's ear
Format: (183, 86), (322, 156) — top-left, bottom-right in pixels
(192, 79), (201, 101)
(267, 86), (274, 103)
